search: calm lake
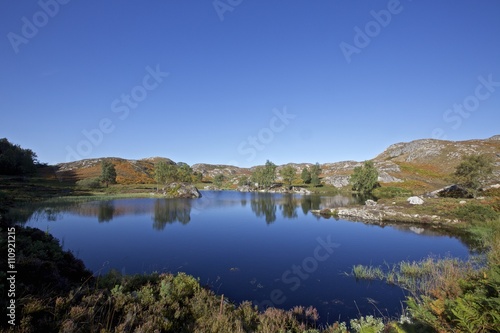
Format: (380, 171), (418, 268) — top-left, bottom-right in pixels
(25, 191), (471, 324)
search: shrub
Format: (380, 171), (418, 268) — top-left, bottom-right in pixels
(454, 203), (498, 223)
(350, 315), (385, 333)
(350, 161), (379, 193)
(76, 177), (101, 189)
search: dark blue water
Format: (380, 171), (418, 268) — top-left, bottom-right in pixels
(26, 191), (470, 324)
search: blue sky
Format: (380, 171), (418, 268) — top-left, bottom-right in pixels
(1, 0), (499, 167)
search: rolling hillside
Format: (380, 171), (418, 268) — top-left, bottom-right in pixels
(45, 135), (500, 192)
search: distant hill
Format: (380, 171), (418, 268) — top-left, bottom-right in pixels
(45, 135), (500, 192)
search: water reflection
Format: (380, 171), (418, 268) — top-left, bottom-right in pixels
(300, 195), (321, 215)
(16, 192), (482, 250)
(250, 193), (277, 224)
(280, 194), (298, 219)
(152, 199), (191, 230)
(97, 201), (115, 223)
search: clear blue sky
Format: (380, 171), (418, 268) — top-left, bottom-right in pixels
(1, 0), (499, 167)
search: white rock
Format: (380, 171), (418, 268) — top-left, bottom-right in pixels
(407, 196), (424, 205)
(365, 199), (377, 206)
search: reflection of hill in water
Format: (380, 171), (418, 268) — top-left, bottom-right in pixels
(65, 200), (152, 222)
(23, 192), (480, 249)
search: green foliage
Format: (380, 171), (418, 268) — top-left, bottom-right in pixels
(350, 315), (385, 333)
(453, 154), (494, 197)
(454, 203), (498, 223)
(280, 165), (296, 188)
(372, 186), (412, 199)
(311, 173), (321, 187)
(311, 163), (322, 187)
(176, 162), (193, 183)
(0, 138), (38, 175)
(238, 175), (250, 186)
(100, 160), (117, 187)
(213, 173), (225, 188)
(352, 265), (384, 280)
(154, 161), (195, 185)
(350, 161), (379, 193)
(154, 160), (169, 185)
(75, 177), (101, 189)
(301, 167), (312, 184)
(251, 160), (277, 189)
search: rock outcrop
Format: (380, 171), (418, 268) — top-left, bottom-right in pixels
(161, 183), (202, 198)
(407, 196), (424, 205)
(312, 202), (460, 225)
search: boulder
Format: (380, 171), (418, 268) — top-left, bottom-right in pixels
(237, 185), (253, 192)
(377, 171), (402, 183)
(323, 175), (350, 188)
(365, 199), (377, 207)
(407, 196), (424, 205)
(163, 183), (202, 198)
(292, 187), (312, 195)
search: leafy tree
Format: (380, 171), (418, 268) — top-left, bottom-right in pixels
(165, 164), (178, 183)
(350, 161), (379, 193)
(251, 167), (264, 187)
(301, 167), (311, 184)
(154, 161), (169, 189)
(280, 165), (296, 189)
(251, 160), (277, 189)
(213, 174), (225, 188)
(100, 160), (117, 187)
(176, 162), (193, 183)
(453, 154), (494, 197)
(262, 160), (277, 188)
(0, 138), (38, 175)
(310, 163), (322, 187)
(311, 173), (321, 187)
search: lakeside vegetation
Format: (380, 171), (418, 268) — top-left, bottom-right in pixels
(1, 138), (499, 332)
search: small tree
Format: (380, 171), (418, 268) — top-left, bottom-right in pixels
(311, 173), (321, 187)
(453, 154), (493, 197)
(301, 167), (311, 184)
(262, 160), (277, 188)
(251, 160), (277, 189)
(176, 162), (193, 183)
(310, 163), (322, 187)
(251, 167), (264, 188)
(213, 173), (225, 188)
(101, 160), (117, 187)
(154, 161), (168, 190)
(280, 165), (296, 189)
(350, 161), (379, 193)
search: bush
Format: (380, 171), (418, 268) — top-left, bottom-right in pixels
(350, 161), (379, 193)
(350, 315), (385, 333)
(76, 177), (101, 189)
(454, 203), (498, 223)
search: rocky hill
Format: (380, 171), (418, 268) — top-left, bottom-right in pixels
(46, 157), (175, 184)
(47, 135), (500, 192)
